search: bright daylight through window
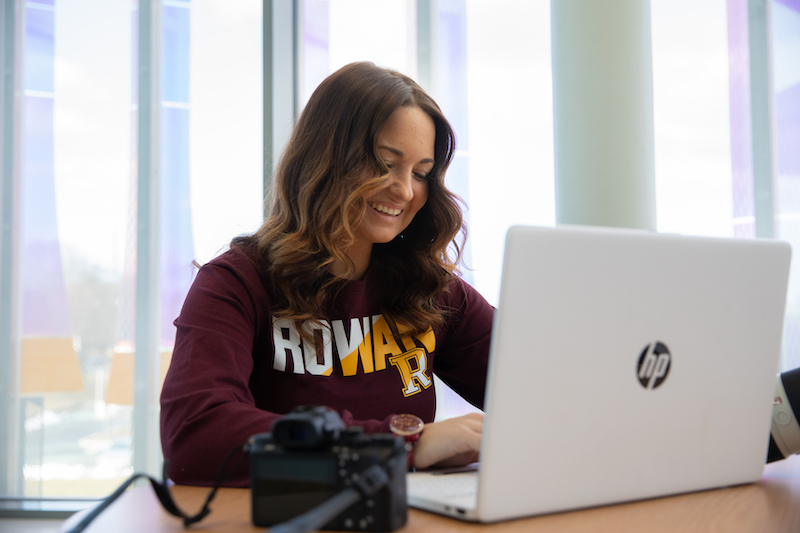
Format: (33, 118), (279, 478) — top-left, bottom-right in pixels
(0, 0), (798, 505)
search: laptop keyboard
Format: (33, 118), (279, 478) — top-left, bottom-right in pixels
(407, 471), (479, 499)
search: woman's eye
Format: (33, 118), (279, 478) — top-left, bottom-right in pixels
(414, 172), (430, 181)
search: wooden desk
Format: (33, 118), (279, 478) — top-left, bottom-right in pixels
(59, 455), (800, 533)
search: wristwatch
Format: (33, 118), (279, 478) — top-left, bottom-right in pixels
(389, 414), (424, 470)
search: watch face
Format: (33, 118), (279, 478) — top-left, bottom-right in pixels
(390, 414), (424, 436)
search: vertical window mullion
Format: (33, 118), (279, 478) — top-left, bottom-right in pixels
(0, 0), (23, 496)
(134, 0), (162, 478)
(416, 0), (434, 92)
(263, 0), (297, 213)
(748, 0), (776, 239)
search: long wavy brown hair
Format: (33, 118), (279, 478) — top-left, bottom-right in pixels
(232, 61), (465, 336)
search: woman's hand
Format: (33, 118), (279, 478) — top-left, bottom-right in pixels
(412, 412), (483, 469)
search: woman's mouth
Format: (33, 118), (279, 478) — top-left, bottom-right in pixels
(368, 201), (402, 216)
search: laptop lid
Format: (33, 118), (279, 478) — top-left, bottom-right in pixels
(410, 224), (792, 523)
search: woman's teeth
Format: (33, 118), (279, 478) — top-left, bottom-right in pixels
(369, 202), (401, 216)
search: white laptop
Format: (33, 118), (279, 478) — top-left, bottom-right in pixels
(408, 224), (792, 522)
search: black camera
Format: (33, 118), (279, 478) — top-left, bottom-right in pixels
(768, 367), (800, 462)
(248, 406), (408, 531)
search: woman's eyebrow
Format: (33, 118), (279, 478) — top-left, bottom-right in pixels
(378, 145), (435, 165)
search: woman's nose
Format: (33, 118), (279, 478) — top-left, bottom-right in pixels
(390, 169), (414, 201)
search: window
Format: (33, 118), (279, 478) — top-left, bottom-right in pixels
(1, 0), (262, 501)
(725, 0), (800, 371)
(771, 0), (800, 371)
(1, 0), (795, 510)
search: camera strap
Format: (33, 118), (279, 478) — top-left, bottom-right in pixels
(62, 439), (398, 533)
(268, 463), (392, 533)
(61, 443), (248, 533)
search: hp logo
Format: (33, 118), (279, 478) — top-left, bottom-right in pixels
(637, 342), (671, 389)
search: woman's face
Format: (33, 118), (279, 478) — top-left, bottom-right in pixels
(354, 105), (436, 247)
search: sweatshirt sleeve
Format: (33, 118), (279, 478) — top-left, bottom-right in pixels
(160, 251), (276, 486)
(432, 278), (495, 410)
(160, 250), (395, 487)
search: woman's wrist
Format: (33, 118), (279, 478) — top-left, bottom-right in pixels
(389, 414), (425, 470)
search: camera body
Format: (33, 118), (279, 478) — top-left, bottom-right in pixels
(249, 406), (408, 531)
(768, 367), (800, 462)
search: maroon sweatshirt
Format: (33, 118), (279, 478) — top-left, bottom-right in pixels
(159, 247), (494, 486)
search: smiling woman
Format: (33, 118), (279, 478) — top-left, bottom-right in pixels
(348, 106), (435, 279)
(240, 62), (464, 337)
(159, 62), (494, 486)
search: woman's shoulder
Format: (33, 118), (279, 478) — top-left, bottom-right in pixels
(440, 274), (480, 301)
(434, 274), (494, 347)
(437, 274), (494, 317)
(205, 244), (256, 268)
(197, 244), (271, 293)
